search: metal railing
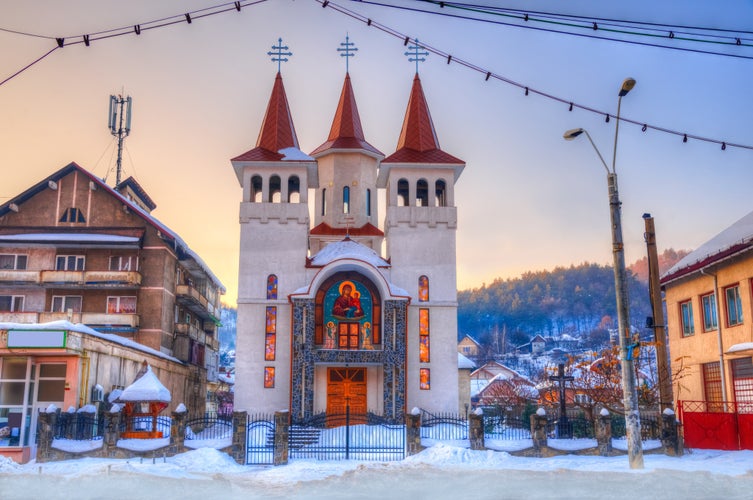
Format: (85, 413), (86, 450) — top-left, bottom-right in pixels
(52, 411), (105, 440)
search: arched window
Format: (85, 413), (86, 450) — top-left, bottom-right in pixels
(266, 274), (278, 300)
(343, 186), (350, 214)
(269, 175), (281, 203)
(435, 179), (447, 207)
(321, 188), (327, 215)
(251, 175), (263, 202)
(416, 179), (429, 207)
(288, 176), (300, 203)
(397, 179), (409, 207)
(366, 189), (371, 217)
(418, 275), (429, 302)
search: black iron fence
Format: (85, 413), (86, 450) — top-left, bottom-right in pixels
(185, 414), (233, 442)
(289, 410), (405, 461)
(420, 411), (468, 441)
(483, 413), (531, 440)
(611, 413), (661, 440)
(246, 413), (275, 465)
(119, 415), (172, 437)
(52, 411), (105, 440)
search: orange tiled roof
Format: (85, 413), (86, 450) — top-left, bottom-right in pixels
(310, 73), (382, 157)
(383, 74), (463, 164)
(231, 72), (300, 162)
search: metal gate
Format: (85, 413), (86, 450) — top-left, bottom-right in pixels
(289, 409), (405, 461)
(246, 413), (275, 465)
(679, 400), (753, 450)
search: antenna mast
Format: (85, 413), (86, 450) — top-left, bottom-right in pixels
(108, 94), (133, 186)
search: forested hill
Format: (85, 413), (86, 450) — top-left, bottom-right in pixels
(457, 249), (688, 351)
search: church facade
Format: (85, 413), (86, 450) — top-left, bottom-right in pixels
(231, 68), (465, 421)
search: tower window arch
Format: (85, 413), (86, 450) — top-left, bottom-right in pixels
(397, 179), (409, 207)
(266, 274), (278, 300)
(416, 179), (429, 207)
(251, 175), (263, 202)
(435, 179), (447, 207)
(288, 175), (301, 203)
(269, 175), (281, 203)
(343, 186), (350, 214)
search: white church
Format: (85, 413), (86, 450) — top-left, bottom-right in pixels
(230, 53), (465, 421)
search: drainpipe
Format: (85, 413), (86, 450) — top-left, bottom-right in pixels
(700, 268), (727, 402)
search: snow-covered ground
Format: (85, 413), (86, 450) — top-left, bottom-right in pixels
(1, 443), (752, 499)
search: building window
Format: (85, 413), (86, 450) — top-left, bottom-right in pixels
(416, 179), (429, 207)
(701, 293), (718, 332)
(269, 175), (282, 203)
(435, 180), (447, 207)
(55, 255), (84, 271)
(731, 357), (753, 405)
(0, 254), (27, 270)
(418, 275), (429, 302)
(51, 296), (82, 313)
(680, 300), (694, 337)
(107, 296), (136, 314)
(0, 296), (24, 312)
(321, 188), (327, 215)
(265, 306), (276, 361)
(419, 308), (430, 363)
(264, 367), (275, 388)
(366, 189), (371, 217)
(288, 175), (300, 203)
(702, 362), (723, 410)
(0, 357), (34, 447)
(725, 285), (743, 326)
(251, 175), (263, 203)
(420, 368), (430, 390)
(397, 179), (409, 207)
(59, 207), (85, 223)
(343, 186), (350, 214)
(109, 255), (137, 271)
(266, 275), (278, 300)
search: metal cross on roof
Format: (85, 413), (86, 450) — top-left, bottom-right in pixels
(405, 39), (429, 74)
(337, 34), (358, 72)
(268, 37), (292, 73)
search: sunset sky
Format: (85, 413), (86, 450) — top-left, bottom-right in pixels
(1, 0), (751, 305)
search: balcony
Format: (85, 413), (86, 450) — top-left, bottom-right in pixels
(0, 270), (41, 285)
(0, 311), (41, 324)
(174, 322), (205, 342)
(176, 284), (218, 322)
(35, 312), (139, 331)
(39, 270), (142, 287)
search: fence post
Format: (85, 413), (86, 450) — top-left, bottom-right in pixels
(405, 408), (422, 456)
(530, 407), (548, 457)
(274, 410), (289, 466)
(170, 409), (187, 455)
(103, 406), (122, 458)
(595, 408), (613, 456)
(468, 408), (485, 450)
(36, 409), (55, 463)
(230, 410), (248, 465)
(661, 409), (683, 457)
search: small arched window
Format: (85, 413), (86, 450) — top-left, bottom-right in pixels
(343, 186), (350, 214)
(269, 175), (282, 203)
(266, 274), (278, 300)
(435, 179), (447, 207)
(418, 275), (429, 302)
(397, 179), (409, 207)
(322, 188), (327, 215)
(251, 175), (263, 202)
(288, 176), (301, 203)
(416, 179), (429, 207)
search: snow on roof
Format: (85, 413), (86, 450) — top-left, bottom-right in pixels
(458, 352), (476, 370)
(0, 233), (140, 244)
(308, 238), (390, 268)
(727, 342), (753, 354)
(0, 320), (181, 364)
(662, 208), (753, 283)
(279, 147), (313, 161)
(118, 365), (171, 402)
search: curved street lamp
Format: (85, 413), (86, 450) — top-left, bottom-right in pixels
(563, 78), (644, 470)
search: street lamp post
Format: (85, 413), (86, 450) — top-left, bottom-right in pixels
(563, 78), (644, 469)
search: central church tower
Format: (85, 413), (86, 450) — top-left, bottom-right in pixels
(232, 39), (464, 420)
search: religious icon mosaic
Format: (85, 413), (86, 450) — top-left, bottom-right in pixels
(321, 279), (378, 349)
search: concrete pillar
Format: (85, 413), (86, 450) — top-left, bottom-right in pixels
(230, 411), (248, 465)
(595, 409), (613, 456)
(103, 408), (122, 457)
(661, 410), (683, 457)
(468, 410), (485, 451)
(274, 411), (289, 466)
(405, 411), (422, 456)
(35, 410), (55, 463)
(530, 408), (548, 456)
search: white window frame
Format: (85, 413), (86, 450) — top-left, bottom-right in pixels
(0, 295), (24, 312)
(55, 255), (85, 271)
(109, 255), (138, 271)
(725, 285), (743, 327)
(701, 292), (718, 332)
(51, 295), (82, 313)
(0, 254), (28, 270)
(680, 300), (695, 337)
(106, 296), (137, 314)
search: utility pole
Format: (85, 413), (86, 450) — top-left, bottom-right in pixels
(108, 94), (133, 186)
(643, 214), (673, 414)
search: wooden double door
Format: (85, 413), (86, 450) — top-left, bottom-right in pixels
(326, 367), (367, 420)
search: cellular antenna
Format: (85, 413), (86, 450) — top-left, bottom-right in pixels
(108, 94), (133, 186)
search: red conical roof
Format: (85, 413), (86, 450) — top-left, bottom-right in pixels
(231, 72), (301, 162)
(383, 74), (463, 164)
(310, 73), (382, 157)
